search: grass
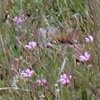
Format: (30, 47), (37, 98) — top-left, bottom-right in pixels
(0, 0), (100, 100)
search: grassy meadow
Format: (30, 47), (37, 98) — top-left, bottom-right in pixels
(0, 0), (100, 100)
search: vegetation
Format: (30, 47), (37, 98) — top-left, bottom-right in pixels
(0, 0), (100, 100)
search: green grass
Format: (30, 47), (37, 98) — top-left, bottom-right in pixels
(0, 0), (100, 100)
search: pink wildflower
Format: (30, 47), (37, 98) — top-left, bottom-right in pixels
(79, 52), (91, 62)
(25, 41), (37, 50)
(36, 78), (47, 87)
(20, 68), (34, 78)
(13, 16), (24, 24)
(58, 73), (72, 85)
(85, 35), (94, 42)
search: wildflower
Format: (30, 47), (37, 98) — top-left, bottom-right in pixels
(20, 68), (34, 78)
(58, 73), (72, 85)
(13, 16), (24, 24)
(36, 78), (47, 87)
(79, 52), (91, 62)
(85, 35), (94, 42)
(25, 41), (37, 50)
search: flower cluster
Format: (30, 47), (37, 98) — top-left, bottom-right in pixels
(20, 68), (34, 78)
(13, 16), (24, 24)
(36, 78), (47, 87)
(20, 68), (47, 87)
(58, 73), (72, 85)
(25, 41), (37, 50)
(79, 52), (91, 62)
(85, 35), (94, 43)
